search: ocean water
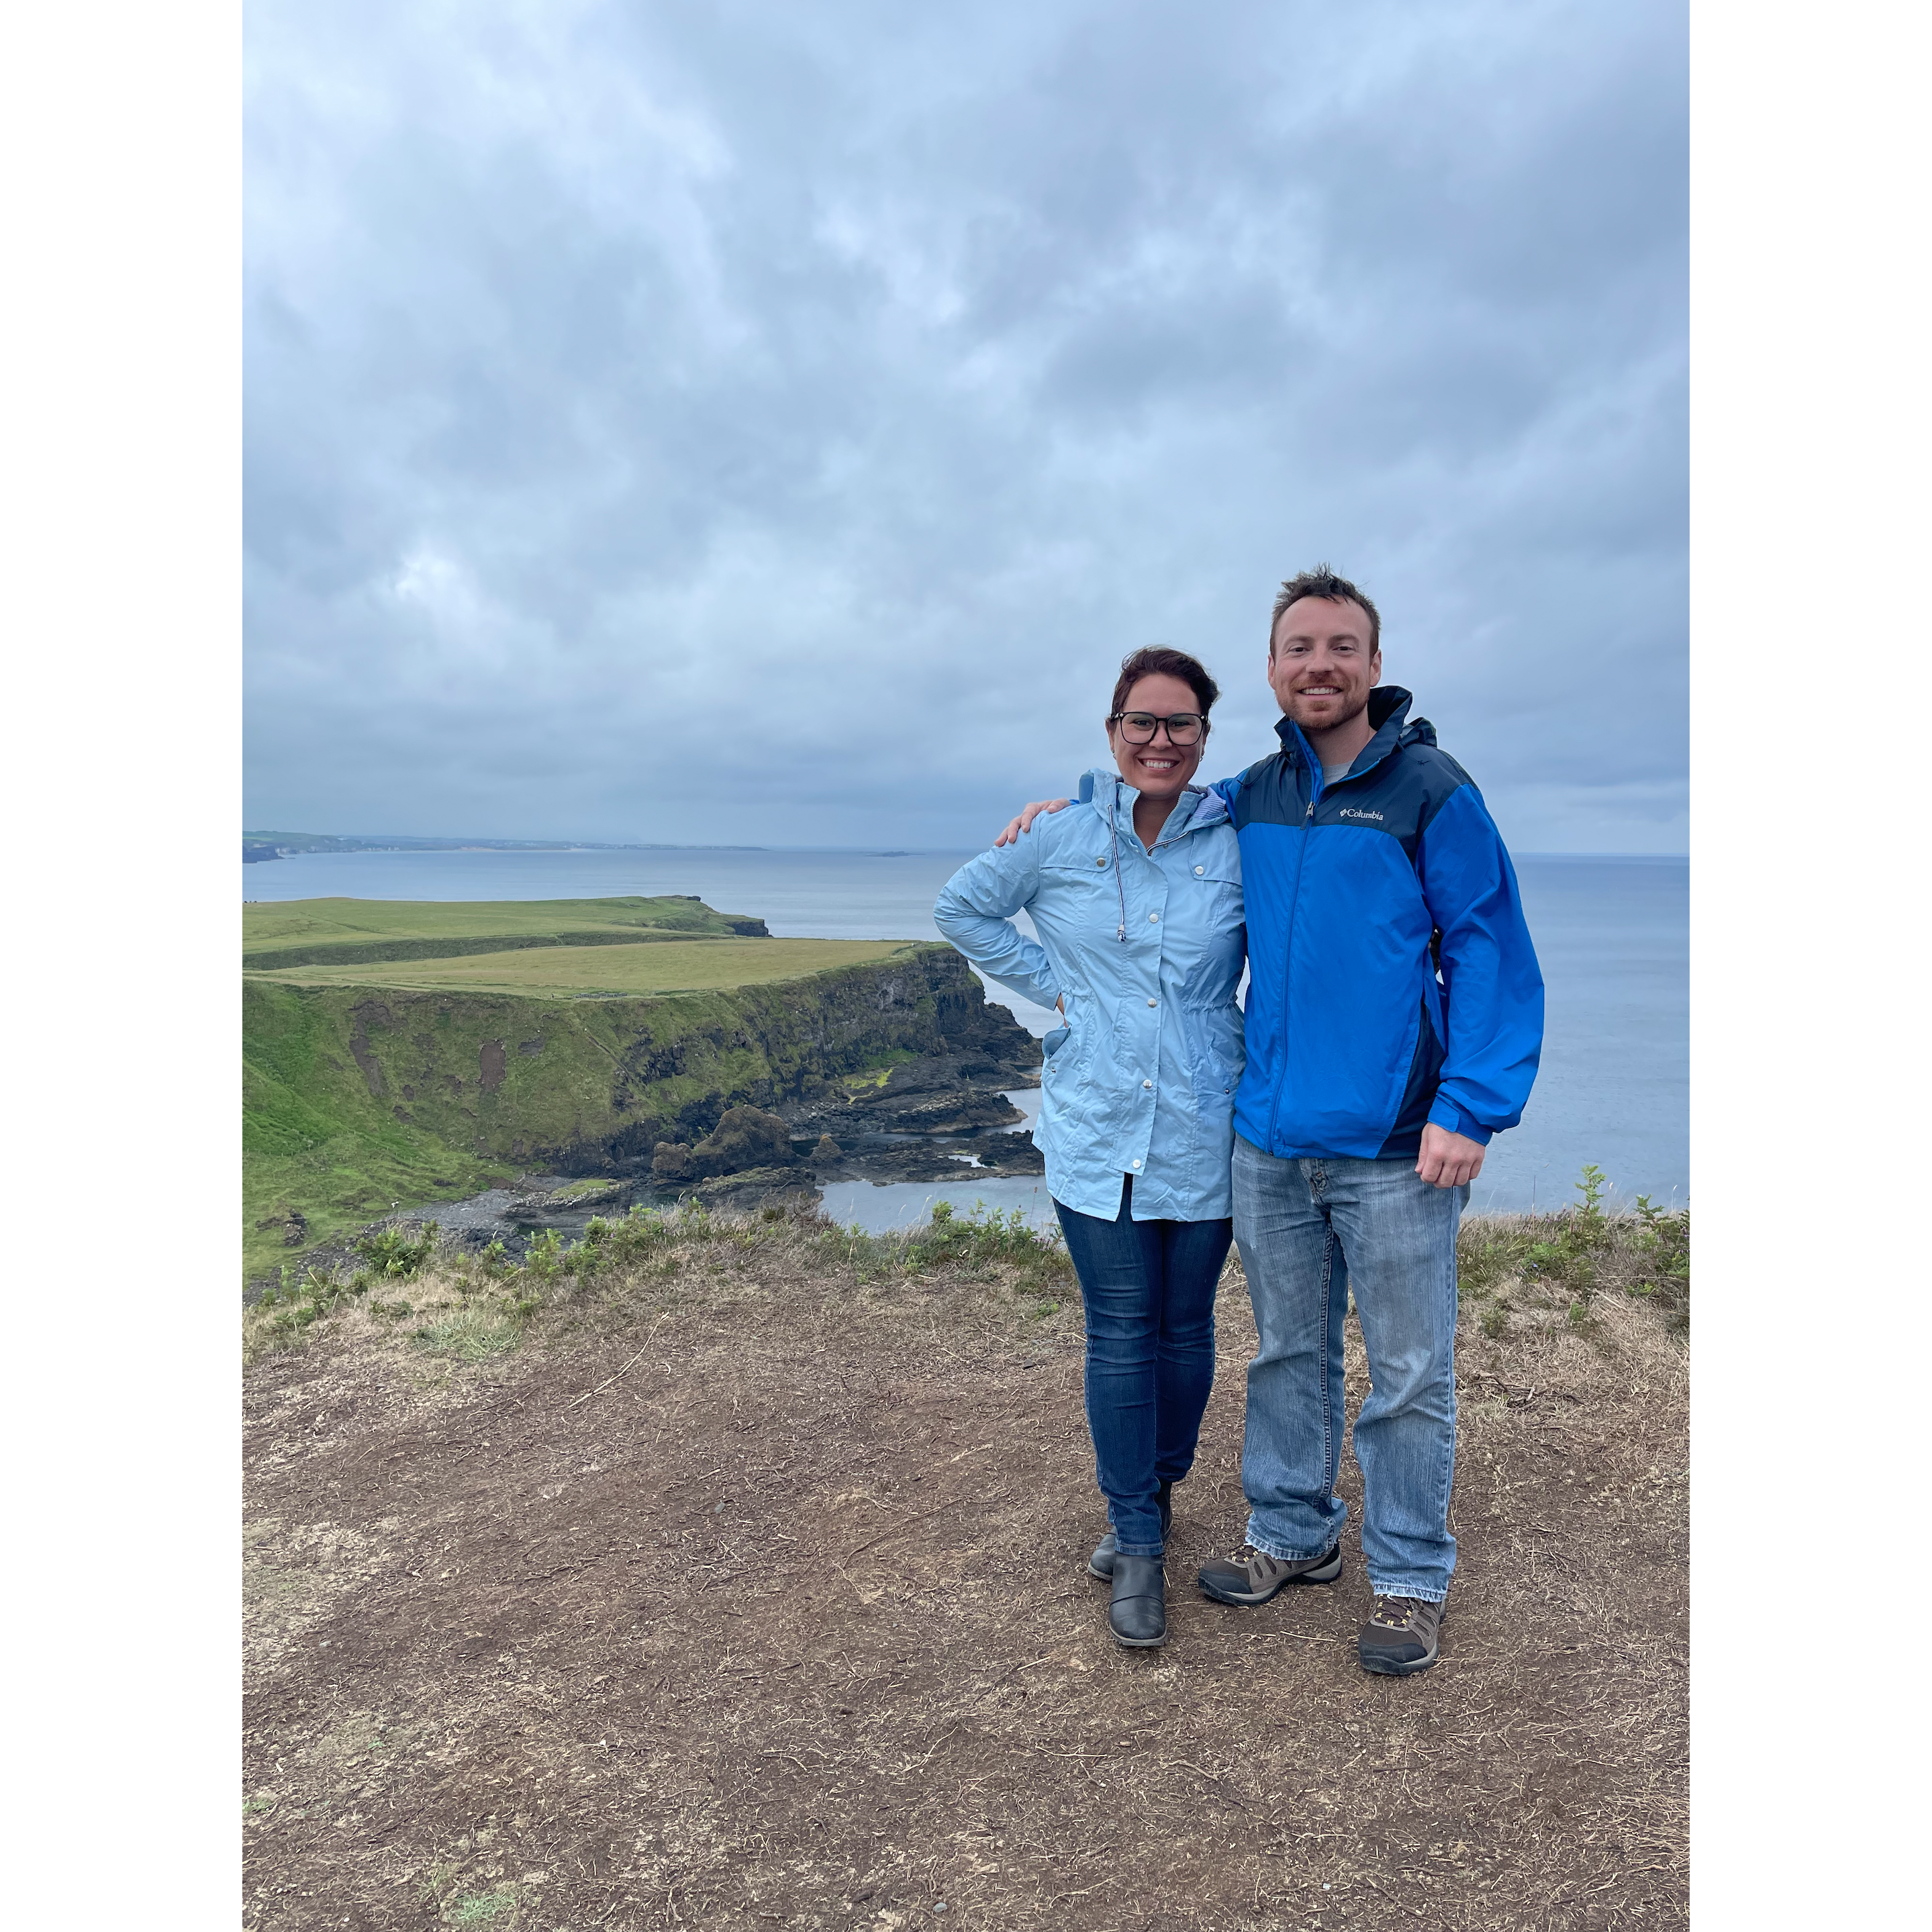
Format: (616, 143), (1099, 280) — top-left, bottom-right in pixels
(245, 845), (1687, 1225)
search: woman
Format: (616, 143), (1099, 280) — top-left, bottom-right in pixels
(933, 647), (1245, 1648)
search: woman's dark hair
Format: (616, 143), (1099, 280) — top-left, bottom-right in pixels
(1110, 646), (1220, 722)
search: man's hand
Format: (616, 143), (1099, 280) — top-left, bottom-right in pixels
(1416, 1123), (1485, 1189)
(994, 798), (1073, 847)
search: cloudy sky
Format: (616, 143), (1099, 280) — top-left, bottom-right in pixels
(245, 0), (1686, 854)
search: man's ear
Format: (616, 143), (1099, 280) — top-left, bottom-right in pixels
(1369, 649), (1383, 686)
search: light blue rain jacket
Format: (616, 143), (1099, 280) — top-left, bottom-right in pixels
(933, 769), (1247, 1223)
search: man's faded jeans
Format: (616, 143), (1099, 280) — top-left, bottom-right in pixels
(1232, 1134), (1466, 1602)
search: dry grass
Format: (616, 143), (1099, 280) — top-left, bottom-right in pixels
(243, 1202), (1688, 1931)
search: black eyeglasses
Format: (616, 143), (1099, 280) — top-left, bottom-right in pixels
(1110, 710), (1206, 746)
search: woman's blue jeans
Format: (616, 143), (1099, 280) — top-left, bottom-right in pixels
(1053, 1177), (1232, 1558)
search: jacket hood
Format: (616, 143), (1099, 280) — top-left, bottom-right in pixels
(1273, 685), (1436, 771)
(1076, 767), (1230, 835)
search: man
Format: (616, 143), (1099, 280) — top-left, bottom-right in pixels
(1001, 567), (1543, 1674)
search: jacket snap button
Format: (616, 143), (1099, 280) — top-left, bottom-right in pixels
(1096, 857), (1106, 867)
(1130, 1159), (1141, 1169)
(1194, 865), (1204, 875)
(1148, 912), (1159, 922)
(1142, 1079), (1153, 1090)
(1147, 998), (1157, 1007)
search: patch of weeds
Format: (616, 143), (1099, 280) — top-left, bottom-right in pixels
(411, 1306), (520, 1360)
(1627, 1194), (1691, 1329)
(419, 1863), (462, 1904)
(448, 1890), (518, 1925)
(1480, 1300), (1510, 1339)
(900, 1200), (1073, 1286)
(1457, 1169), (1690, 1341)
(1521, 1165), (1611, 1305)
(242, 1794), (277, 1815)
(1455, 1219), (1535, 1298)
(248, 1262), (378, 1355)
(369, 1298), (414, 1320)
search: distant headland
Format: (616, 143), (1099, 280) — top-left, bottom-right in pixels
(242, 830), (773, 862)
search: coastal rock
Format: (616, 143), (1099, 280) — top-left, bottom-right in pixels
(652, 1141), (695, 1181)
(252, 1206), (310, 1247)
(684, 1165), (817, 1208)
(653, 1105), (798, 1182)
(971, 1137), (1046, 1175)
(787, 1054), (1034, 1140)
(546, 1177), (626, 1208)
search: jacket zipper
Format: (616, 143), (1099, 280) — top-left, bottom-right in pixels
(1261, 727), (1406, 1152)
(1265, 733), (1318, 1152)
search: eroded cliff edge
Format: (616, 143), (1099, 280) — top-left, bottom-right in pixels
(244, 943), (1040, 1277)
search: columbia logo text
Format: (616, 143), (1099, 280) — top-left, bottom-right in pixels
(1339, 807), (1386, 822)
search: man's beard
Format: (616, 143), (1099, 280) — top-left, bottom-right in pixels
(1286, 687), (1369, 731)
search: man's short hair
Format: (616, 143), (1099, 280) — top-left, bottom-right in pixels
(1269, 565), (1381, 657)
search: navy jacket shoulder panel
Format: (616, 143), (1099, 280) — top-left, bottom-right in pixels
(1312, 737), (1469, 861)
(1230, 749), (1300, 832)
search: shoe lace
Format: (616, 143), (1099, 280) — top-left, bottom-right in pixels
(1369, 1595), (1420, 1629)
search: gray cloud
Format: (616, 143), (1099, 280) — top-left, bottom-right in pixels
(246, 0), (1686, 852)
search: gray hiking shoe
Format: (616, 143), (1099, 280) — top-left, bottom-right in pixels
(1357, 1594), (1445, 1676)
(1196, 1542), (1342, 1605)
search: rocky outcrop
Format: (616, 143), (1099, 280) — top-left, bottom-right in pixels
(651, 1106), (798, 1182)
(782, 1055), (1027, 1140)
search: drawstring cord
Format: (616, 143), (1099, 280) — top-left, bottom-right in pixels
(1110, 781), (1126, 940)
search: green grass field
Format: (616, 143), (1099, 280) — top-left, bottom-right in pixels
(246, 936), (915, 998)
(242, 894), (766, 971)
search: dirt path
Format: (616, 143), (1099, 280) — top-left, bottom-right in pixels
(243, 1217), (1688, 1931)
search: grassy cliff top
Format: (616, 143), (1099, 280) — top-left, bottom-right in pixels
(245, 934), (920, 998)
(244, 894), (761, 953)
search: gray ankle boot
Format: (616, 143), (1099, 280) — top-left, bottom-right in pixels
(1108, 1553), (1167, 1647)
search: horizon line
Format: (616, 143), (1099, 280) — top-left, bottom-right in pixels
(250, 837), (1688, 861)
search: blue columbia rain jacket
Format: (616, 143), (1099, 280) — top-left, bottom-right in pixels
(933, 771), (1246, 1222)
(1212, 687), (1543, 1160)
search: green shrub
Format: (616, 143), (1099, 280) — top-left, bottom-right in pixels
(354, 1223), (440, 1280)
(521, 1228), (565, 1282)
(1627, 1192), (1691, 1327)
(819, 1199), (1073, 1287)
